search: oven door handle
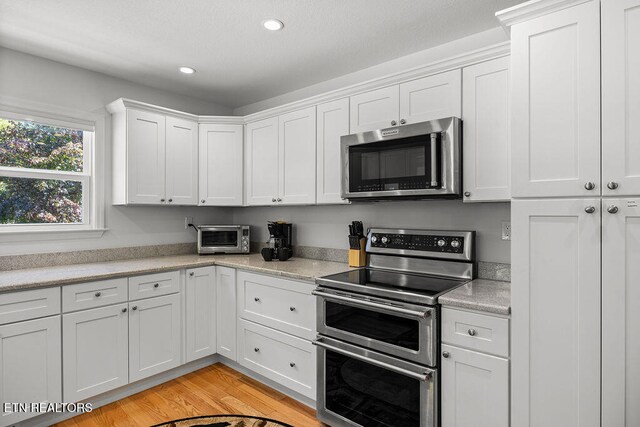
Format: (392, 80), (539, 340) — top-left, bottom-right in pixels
(313, 338), (432, 382)
(311, 289), (431, 319)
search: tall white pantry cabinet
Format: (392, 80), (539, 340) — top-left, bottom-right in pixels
(501, 0), (640, 426)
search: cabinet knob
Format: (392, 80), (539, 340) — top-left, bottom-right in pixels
(391, 120), (397, 126)
(95, 292), (101, 297)
(442, 351), (450, 358)
(607, 205), (619, 214)
(160, 198), (165, 202)
(201, 199), (206, 203)
(254, 347), (260, 352)
(468, 328), (477, 336)
(254, 297), (260, 302)
(122, 307), (127, 313)
(154, 283), (159, 288)
(189, 272), (195, 277)
(272, 198), (277, 202)
(277, 198), (282, 202)
(289, 306), (296, 311)
(607, 181), (619, 190)
(584, 182), (596, 191)
(464, 191), (471, 197)
(132, 306), (138, 311)
(585, 206), (596, 214)
(168, 198), (173, 203)
(400, 119), (407, 125)
(289, 362), (296, 367)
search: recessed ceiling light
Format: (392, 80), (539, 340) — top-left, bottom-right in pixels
(179, 66), (196, 74)
(262, 19), (284, 31)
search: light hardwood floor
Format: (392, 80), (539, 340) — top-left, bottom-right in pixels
(55, 363), (323, 427)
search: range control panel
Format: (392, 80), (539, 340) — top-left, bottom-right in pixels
(366, 228), (475, 261)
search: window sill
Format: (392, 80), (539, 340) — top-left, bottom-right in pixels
(0, 228), (108, 242)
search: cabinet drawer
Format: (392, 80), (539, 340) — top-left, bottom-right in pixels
(128, 271), (180, 301)
(237, 271), (315, 340)
(441, 308), (509, 357)
(238, 319), (315, 399)
(62, 278), (128, 312)
(0, 287), (60, 325)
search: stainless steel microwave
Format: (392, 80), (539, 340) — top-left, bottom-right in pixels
(197, 225), (250, 254)
(341, 117), (461, 200)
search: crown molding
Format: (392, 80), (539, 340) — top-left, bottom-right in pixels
(198, 115), (245, 125)
(496, 0), (592, 29)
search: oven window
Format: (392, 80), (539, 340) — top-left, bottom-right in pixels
(201, 230), (238, 247)
(325, 350), (420, 426)
(325, 301), (419, 351)
(348, 134), (440, 193)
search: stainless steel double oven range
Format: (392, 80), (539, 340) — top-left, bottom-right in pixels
(313, 228), (476, 427)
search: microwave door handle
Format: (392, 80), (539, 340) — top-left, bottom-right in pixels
(311, 289), (430, 319)
(313, 338), (432, 382)
(430, 133), (439, 187)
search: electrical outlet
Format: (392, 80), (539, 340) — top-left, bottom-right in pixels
(184, 217), (193, 230)
(501, 222), (511, 241)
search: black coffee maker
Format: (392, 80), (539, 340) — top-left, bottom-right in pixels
(261, 221), (293, 261)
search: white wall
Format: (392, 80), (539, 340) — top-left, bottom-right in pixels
(0, 47), (234, 256)
(233, 201), (511, 264)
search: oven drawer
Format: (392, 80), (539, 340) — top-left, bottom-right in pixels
(237, 271), (315, 340)
(0, 287), (60, 325)
(238, 319), (315, 399)
(62, 278), (128, 312)
(441, 307), (509, 357)
(128, 271), (180, 301)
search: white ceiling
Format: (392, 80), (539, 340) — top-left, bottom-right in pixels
(0, 0), (521, 109)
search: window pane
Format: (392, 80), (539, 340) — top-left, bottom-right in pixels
(0, 177), (83, 224)
(0, 118), (84, 172)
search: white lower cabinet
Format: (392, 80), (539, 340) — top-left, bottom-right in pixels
(129, 293), (182, 382)
(441, 345), (509, 427)
(0, 316), (61, 427)
(216, 266), (237, 361)
(185, 267), (216, 363)
(63, 304), (129, 402)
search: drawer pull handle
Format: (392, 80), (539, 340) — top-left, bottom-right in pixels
(289, 362), (296, 367)
(132, 306), (138, 311)
(154, 283), (159, 288)
(122, 308), (127, 313)
(189, 272), (195, 277)
(95, 292), (102, 297)
(289, 306), (296, 311)
(468, 328), (477, 336)
(254, 347), (260, 352)
(254, 297), (260, 302)
(442, 351), (450, 358)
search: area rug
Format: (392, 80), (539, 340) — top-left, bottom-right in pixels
(152, 414), (294, 427)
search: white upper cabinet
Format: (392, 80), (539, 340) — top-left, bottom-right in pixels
(316, 98), (350, 204)
(125, 109), (166, 204)
(602, 0), (640, 196)
(399, 69), (461, 124)
(349, 85), (399, 133)
(279, 107), (316, 205)
(246, 109), (316, 206)
(165, 116), (198, 205)
(511, 198), (601, 427)
(602, 198), (640, 426)
(245, 117), (279, 205)
(510, 1), (600, 198)
(199, 123), (244, 206)
(462, 57), (511, 202)
(185, 267), (216, 363)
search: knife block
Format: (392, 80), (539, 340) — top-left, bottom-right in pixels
(348, 238), (367, 267)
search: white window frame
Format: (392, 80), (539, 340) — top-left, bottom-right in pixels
(0, 97), (106, 240)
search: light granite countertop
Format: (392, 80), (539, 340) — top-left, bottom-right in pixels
(0, 254), (353, 293)
(438, 279), (511, 315)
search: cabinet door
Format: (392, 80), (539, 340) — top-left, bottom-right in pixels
(399, 69), (462, 124)
(0, 316), (61, 427)
(245, 117), (279, 205)
(441, 344), (509, 427)
(510, 1), (600, 198)
(129, 293), (181, 382)
(185, 266), (216, 362)
(63, 304), (128, 402)
(316, 98), (350, 205)
(602, 198), (640, 426)
(279, 107), (316, 204)
(511, 199), (600, 427)
(349, 85), (399, 133)
(216, 266), (237, 361)
(462, 57), (510, 202)
(602, 0), (640, 196)
(126, 109), (166, 204)
(198, 123), (244, 206)
(165, 116), (198, 205)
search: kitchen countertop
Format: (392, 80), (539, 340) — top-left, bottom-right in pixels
(438, 279), (511, 316)
(0, 253), (353, 293)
